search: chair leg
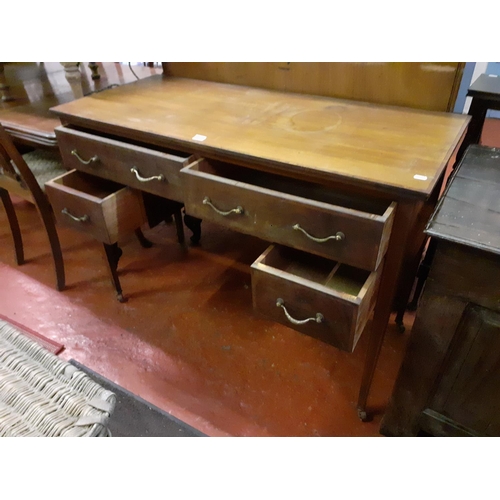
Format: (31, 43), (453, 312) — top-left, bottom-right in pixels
(0, 188), (24, 265)
(37, 203), (65, 291)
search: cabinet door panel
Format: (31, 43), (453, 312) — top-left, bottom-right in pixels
(428, 305), (500, 436)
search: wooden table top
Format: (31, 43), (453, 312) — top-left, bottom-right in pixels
(52, 75), (470, 198)
(426, 145), (500, 255)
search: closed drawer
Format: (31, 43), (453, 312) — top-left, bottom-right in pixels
(55, 126), (196, 203)
(182, 160), (395, 271)
(45, 170), (146, 245)
(251, 245), (381, 352)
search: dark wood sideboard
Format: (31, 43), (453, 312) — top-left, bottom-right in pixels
(381, 145), (500, 436)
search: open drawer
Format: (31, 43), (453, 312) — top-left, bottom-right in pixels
(45, 170), (146, 245)
(55, 126), (196, 203)
(251, 245), (381, 352)
(182, 159), (395, 271)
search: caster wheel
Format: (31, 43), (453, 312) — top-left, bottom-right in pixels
(117, 294), (128, 303)
(396, 322), (406, 334)
(358, 409), (372, 422)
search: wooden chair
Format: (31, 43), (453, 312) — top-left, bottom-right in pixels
(0, 123), (67, 290)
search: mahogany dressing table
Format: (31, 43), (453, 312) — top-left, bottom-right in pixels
(48, 73), (469, 420)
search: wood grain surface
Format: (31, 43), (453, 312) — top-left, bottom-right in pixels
(51, 76), (469, 198)
(163, 62), (464, 112)
(426, 144), (500, 254)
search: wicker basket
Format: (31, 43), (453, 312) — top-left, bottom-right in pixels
(0, 319), (116, 437)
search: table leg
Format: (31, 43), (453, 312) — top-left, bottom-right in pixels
(183, 213), (202, 245)
(173, 209), (185, 245)
(102, 242), (126, 303)
(392, 175), (443, 331)
(61, 62), (84, 98)
(135, 228), (153, 248)
(357, 200), (422, 421)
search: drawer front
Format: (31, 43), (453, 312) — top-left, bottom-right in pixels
(251, 245), (381, 352)
(182, 161), (395, 271)
(45, 171), (146, 245)
(55, 126), (195, 203)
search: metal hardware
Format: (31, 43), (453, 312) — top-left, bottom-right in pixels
(293, 224), (344, 243)
(130, 167), (165, 183)
(202, 197), (243, 216)
(62, 208), (89, 223)
(71, 150), (99, 164)
(276, 298), (323, 325)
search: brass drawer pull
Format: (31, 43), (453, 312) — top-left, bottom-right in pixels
(276, 298), (323, 325)
(203, 197), (243, 216)
(293, 224), (345, 243)
(71, 150), (99, 164)
(62, 208), (89, 223)
(130, 167), (165, 183)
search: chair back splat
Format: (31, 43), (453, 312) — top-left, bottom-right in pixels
(0, 124), (66, 290)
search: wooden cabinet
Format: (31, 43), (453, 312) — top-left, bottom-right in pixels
(381, 145), (500, 436)
(50, 73), (468, 418)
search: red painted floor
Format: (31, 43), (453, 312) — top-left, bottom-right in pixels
(1, 119), (498, 437)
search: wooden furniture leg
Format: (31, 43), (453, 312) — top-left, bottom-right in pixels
(36, 201), (65, 291)
(0, 188), (24, 264)
(102, 242), (126, 303)
(357, 200), (422, 421)
(173, 208), (185, 245)
(183, 212), (202, 245)
(407, 238), (438, 311)
(88, 63), (100, 81)
(135, 228), (153, 248)
(392, 175), (444, 331)
(61, 63), (84, 99)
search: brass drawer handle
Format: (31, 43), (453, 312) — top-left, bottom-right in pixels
(130, 167), (165, 183)
(276, 298), (323, 325)
(71, 150), (99, 165)
(62, 208), (89, 223)
(203, 197), (243, 216)
(293, 224), (345, 243)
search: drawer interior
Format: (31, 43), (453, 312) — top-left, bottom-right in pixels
(261, 245), (370, 298)
(50, 170), (125, 200)
(191, 159), (391, 216)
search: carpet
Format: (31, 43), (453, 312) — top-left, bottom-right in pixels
(69, 360), (205, 437)
(0, 313), (64, 354)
